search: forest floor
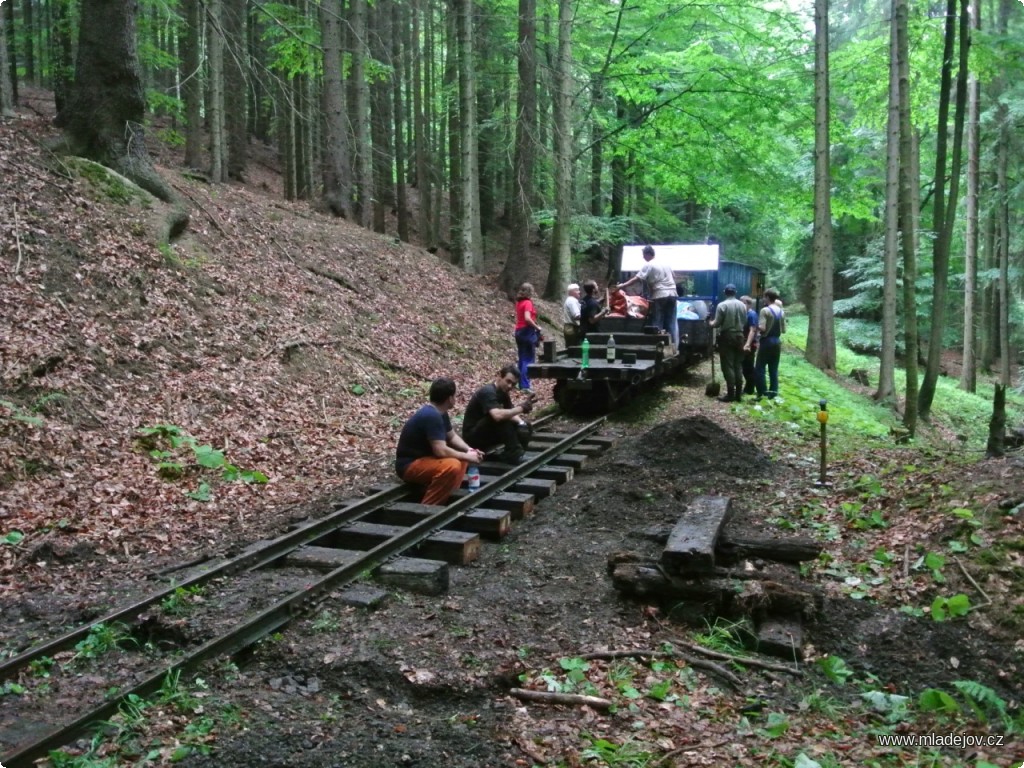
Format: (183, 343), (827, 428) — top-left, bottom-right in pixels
(1, 97), (1023, 767)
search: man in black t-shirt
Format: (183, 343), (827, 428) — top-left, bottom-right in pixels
(462, 365), (534, 464)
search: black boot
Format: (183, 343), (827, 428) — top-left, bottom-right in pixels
(718, 387), (735, 403)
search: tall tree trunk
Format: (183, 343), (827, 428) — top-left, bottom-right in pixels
(995, 0), (1011, 387)
(0, 4), (13, 116)
(896, 0), (918, 436)
(4, 1), (15, 104)
(919, 0), (970, 419)
(445, 7), (461, 265)
(182, 0), (203, 167)
(208, 0), (229, 182)
(590, 73), (603, 218)
(55, 0), (178, 204)
(320, 0), (351, 218)
(875, 1), (900, 403)
(545, 0), (572, 300)
(980, 209), (997, 371)
(960, 0), (981, 393)
(223, 0), (248, 180)
(392, 0), (409, 242)
(412, 0), (435, 250)
(369, 0), (394, 234)
(23, 0), (35, 84)
(455, 0), (482, 272)
(607, 96), (627, 280)
(806, 0), (836, 371)
(350, 0), (372, 228)
(500, 0), (536, 296)
(52, 0), (73, 114)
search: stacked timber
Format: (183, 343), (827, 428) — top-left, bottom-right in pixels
(608, 496), (823, 661)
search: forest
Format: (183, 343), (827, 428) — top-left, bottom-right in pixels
(1, 0), (1021, 418)
(1, 0), (1023, 766)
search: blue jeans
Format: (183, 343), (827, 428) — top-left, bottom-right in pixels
(651, 297), (679, 351)
(755, 337), (781, 397)
(514, 328), (538, 389)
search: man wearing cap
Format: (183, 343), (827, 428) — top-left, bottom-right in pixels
(615, 245), (679, 353)
(708, 283), (748, 402)
(562, 283), (582, 348)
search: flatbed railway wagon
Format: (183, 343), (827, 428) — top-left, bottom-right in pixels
(528, 244), (765, 414)
(529, 329), (684, 414)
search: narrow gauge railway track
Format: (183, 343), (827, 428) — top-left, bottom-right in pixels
(0, 417), (610, 767)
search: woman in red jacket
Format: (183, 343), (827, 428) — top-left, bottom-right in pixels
(513, 282), (543, 392)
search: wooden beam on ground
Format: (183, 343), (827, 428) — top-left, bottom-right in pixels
(717, 532), (823, 565)
(450, 489), (535, 519)
(661, 496), (733, 575)
(368, 502), (511, 540)
(756, 617), (804, 661)
(323, 522), (480, 565)
(539, 452), (586, 470)
(376, 557), (449, 596)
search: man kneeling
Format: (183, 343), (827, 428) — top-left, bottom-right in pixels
(462, 365), (534, 464)
(396, 377), (484, 505)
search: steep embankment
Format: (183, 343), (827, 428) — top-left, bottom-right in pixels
(0, 113), (554, 586)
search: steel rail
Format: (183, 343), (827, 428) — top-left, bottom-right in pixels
(0, 483), (413, 681)
(1, 417), (604, 767)
(0, 413), (561, 681)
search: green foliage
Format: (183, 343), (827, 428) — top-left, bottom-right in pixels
(1, 680), (26, 697)
(783, 314), (1024, 449)
(581, 735), (654, 767)
(137, 424), (268, 500)
(951, 680), (1021, 732)
(73, 623), (134, 663)
(917, 687), (960, 714)
(817, 655), (855, 686)
(2, 530), (24, 546)
(161, 585), (205, 616)
(691, 618), (750, 657)
(0, 398), (44, 427)
(259, 2), (321, 77)
(930, 593), (971, 622)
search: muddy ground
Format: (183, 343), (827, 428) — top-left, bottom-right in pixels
(2, 382), (1022, 768)
(182, 403), (1019, 767)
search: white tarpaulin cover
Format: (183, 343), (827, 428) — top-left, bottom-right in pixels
(620, 244), (720, 273)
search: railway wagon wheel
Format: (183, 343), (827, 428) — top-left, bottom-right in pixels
(553, 379), (623, 415)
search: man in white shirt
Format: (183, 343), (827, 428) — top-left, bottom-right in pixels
(616, 245), (679, 353)
(562, 283), (582, 348)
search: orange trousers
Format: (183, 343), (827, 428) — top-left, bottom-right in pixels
(402, 456), (467, 505)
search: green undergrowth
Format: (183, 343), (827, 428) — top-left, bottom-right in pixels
(746, 314), (1022, 456)
(518, 650), (1019, 768)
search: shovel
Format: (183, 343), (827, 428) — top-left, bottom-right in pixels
(704, 327), (721, 398)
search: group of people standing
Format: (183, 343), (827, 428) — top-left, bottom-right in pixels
(708, 284), (786, 403)
(561, 245), (680, 352)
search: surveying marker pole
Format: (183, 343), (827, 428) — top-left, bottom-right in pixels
(816, 399), (829, 485)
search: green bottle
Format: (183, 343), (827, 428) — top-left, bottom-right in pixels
(581, 337), (590, 369)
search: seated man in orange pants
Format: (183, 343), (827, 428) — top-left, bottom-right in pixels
(395, 377), (485, 505)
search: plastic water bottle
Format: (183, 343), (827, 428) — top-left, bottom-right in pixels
(581, 337), (590, 369)
(606, 334), (616, 363)
(467, 465), (480, 492)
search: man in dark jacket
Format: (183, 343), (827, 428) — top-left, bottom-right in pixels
(708, 284), (748, 402)
(462, 365), (535, 464)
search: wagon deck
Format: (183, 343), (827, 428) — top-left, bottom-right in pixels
(530, 330), (685, 413)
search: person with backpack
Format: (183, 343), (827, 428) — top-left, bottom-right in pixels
(751, 288), (786, 400)
(740, 295), (759, 396)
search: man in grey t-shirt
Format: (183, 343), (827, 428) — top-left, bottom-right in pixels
(617, 245), (679, 352)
